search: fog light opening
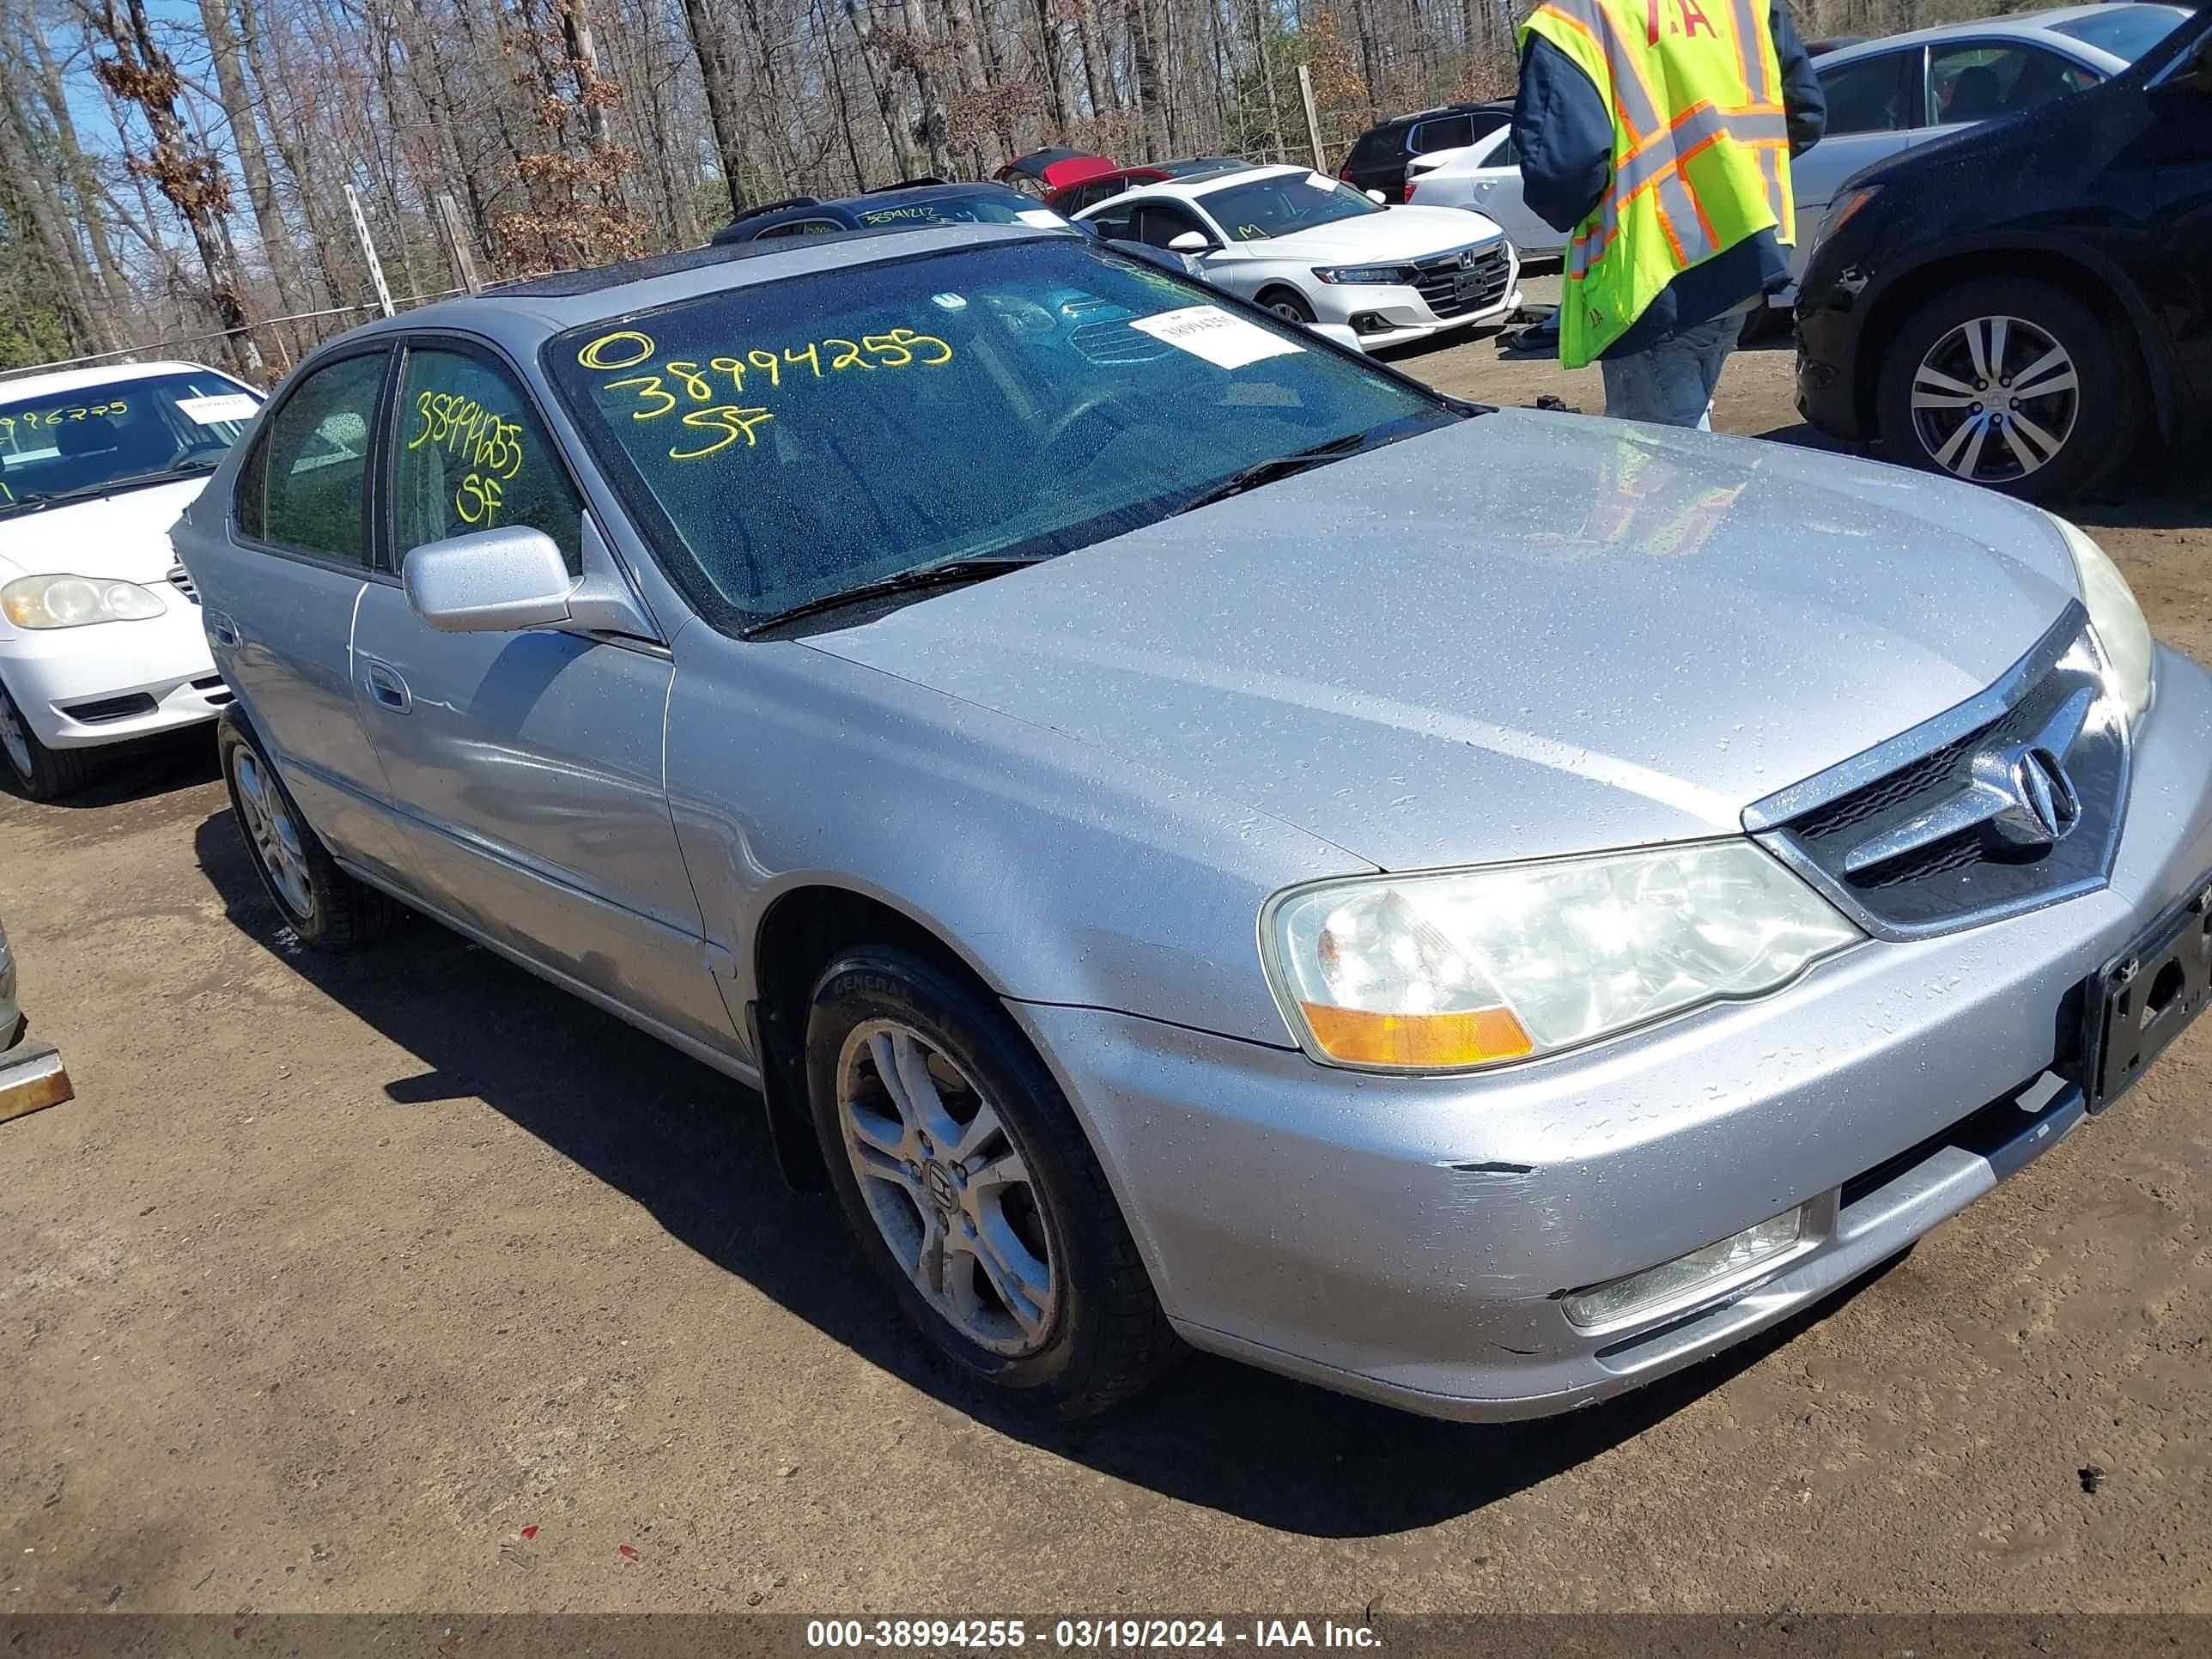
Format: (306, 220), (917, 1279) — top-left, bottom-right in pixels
(1560, 1206), (1809, 1331)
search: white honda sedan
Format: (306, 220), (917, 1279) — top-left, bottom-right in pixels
(0, 362), (260, 799)
(1076, 164), (1521, 349)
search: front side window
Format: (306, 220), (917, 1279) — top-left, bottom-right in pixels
(0, 368), (259, 517)
(545, 239), (1454, 630)
(248, 351), (386, 565)
(1819, 50), (1920, 136)
(1929, 43), (2096, 125)
(1201, 173), (1387, 242)
(1134, 204), (1209, 249)
(391, 345), (585, 574)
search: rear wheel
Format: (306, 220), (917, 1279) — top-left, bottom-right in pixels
(0, 678), (96, 802)
(219, 715), (393, 950)
(1875, 276), (2137, 503)
(1258, 287), (1316, 325)
(805, 945), (1180, 1417)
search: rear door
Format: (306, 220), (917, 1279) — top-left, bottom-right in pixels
(180, 346), (404, 876)
(1795, 46), (1928, 276)
(348, 335), (736, 1052)
(1451, 130), (1566, 255)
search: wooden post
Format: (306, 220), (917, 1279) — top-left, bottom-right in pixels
(1297, 63), (1328, 173)
(343, 183), (395, 317)
(435, 193), (483, 295)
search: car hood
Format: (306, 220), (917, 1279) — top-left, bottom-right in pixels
(1217, 205), (1501, 263)
(803, 411), (2081, 872)
(0, 478), (207, 585)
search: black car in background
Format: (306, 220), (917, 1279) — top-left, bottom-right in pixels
(1796, 9), (2212, 502)
(712, 181), (1074, 245)
(1337, 101), (1513, 204)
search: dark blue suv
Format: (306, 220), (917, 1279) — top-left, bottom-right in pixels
(710, 181), (1079, 246)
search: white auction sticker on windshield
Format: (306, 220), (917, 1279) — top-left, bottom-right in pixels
(1306, 172), (1338, 191)
(1127, 306), (1304, 369)
(177, 393), (258, 425)
(1016, 210), (1066, 228)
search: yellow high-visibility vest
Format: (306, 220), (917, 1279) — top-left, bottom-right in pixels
(1521, 0), (1796, 368)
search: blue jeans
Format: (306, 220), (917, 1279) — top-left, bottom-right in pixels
(1599, 311), (1753, 429)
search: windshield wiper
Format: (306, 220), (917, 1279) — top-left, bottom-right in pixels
(1169, 431), (1374, 516)
(740, 556), (1048, 636)
(0, 458), (222, 517)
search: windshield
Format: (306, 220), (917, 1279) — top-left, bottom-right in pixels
(2051, 5), (2185, 61)
(0, 369), (258, 514)
(546, 239), (1450, 629)
(854, 195), (1069, 230)
(1200, 173), (1385, 242)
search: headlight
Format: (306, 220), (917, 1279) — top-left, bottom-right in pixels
(2047, 513), (2153, 726)
(1817, 184), (1882, 243)
(1, 574), (167, 629)
(1312, 264), (1416, 285)
(1262, 842), (1861, 1073)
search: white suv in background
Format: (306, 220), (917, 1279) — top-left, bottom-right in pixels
(1077, 164), (1521, 349)
(0, 361), (260, 799)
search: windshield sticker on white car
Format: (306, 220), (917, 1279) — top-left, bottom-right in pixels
(178, 393), (259, 425)
(1128, 306), (1306, 369)
(931, 291), (969, 310)
(1306, 173), (1338, 191)
(1016, 210), (1066, 228)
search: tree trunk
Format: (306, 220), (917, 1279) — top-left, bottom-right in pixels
(678, 0), (753, 212)
(900, 0), (952, 174)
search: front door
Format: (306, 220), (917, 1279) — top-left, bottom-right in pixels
(350, 337), (735, 1052)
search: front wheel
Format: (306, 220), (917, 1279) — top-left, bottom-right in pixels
(805, 945), (1180, 1417)
(1875, 276), (2138, 502)
(0, 679), (97, 801)
(1258, 287), (1316, 325)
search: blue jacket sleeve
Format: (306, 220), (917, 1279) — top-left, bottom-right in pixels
(1772, 3), (1828, 156)
(1511, 36), (1614, 236)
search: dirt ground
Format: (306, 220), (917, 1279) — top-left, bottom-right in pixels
(4, 291), (2210, 1615)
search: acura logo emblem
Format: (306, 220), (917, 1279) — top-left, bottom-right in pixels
(1994, 745), (2081, 849)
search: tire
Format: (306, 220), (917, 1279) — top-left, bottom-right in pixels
(1875, 276), (2138, 504)
(805, 945), (1181, 1417)
(1258, 287), (1316, 325)
(218, 714), (393, 950)
(0, 678), (98, 801)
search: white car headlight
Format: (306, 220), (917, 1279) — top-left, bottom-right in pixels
(1, 574), (167, 629)
(1312, 264), (1416, 285)
(2046, 513), (2153, 726)
(1262, 842), (1862, 1073)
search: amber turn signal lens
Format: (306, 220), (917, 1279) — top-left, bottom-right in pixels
(1297, 1003), (1533, 1069)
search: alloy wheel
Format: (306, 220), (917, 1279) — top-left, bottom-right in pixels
(233, 749), (314, 921)
(835, 1018), (1059, 1358)
(1270, 299), (1308, 322)
(1909, 313), (2079, 485)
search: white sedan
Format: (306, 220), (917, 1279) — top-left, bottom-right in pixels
(1076, 164), (1521, 349)
(1403, 127), (1568, 258)
(0, 361), (259, 799)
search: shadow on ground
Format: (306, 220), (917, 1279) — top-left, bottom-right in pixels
(193, 805), (1898, 1540)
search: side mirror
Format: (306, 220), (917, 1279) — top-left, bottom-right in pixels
(1364, 188), (1388, 205)
(1168, 230), (1215, 254)
(1307, 321), (1366, 355)
(404, 526), (574, 633)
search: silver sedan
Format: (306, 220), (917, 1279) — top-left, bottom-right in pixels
(173, 223), (2212, 1420)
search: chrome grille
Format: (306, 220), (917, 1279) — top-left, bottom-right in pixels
(1748, 606), (2126, 939)
(1413, 243), (1512, 320)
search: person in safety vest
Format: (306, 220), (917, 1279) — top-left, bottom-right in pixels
(1511, 0), (1826, 427)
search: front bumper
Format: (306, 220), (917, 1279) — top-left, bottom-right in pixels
(0, 599), (226, 750)
(1012, 645), (2212, 1420)
(1310, 248), (1523, 348)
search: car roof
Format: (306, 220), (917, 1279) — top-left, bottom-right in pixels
(1814, 3), (2187, 66)
(0, 359), (233, 403)
(315, 223), (1067, 357)
(1367, 100), (1512, 133)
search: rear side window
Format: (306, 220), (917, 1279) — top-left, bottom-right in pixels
(243, 350), (386, 564)
(391, 345), (585, 575)
(1346, 126), (1407, 167)
(1410, 115), (1475, 154)
(1820, 50), (1921, 135)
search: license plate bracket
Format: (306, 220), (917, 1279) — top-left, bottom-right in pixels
(2080, 880), (2212, 1112)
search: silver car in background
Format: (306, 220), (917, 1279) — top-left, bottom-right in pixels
(174, 225), (2212, 1422)
(1790, 4), (2190, 293)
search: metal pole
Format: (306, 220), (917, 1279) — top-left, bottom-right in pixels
(1297, 64), (1328, 173)
(435, 192), (483, 295)
(343, 183), (396, 318)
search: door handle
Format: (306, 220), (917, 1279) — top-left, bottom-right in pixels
(208, 611), (240, 647)
(362, 659), (412, 714)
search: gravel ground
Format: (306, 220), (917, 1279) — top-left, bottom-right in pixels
(3, 295), (2208, 1614)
